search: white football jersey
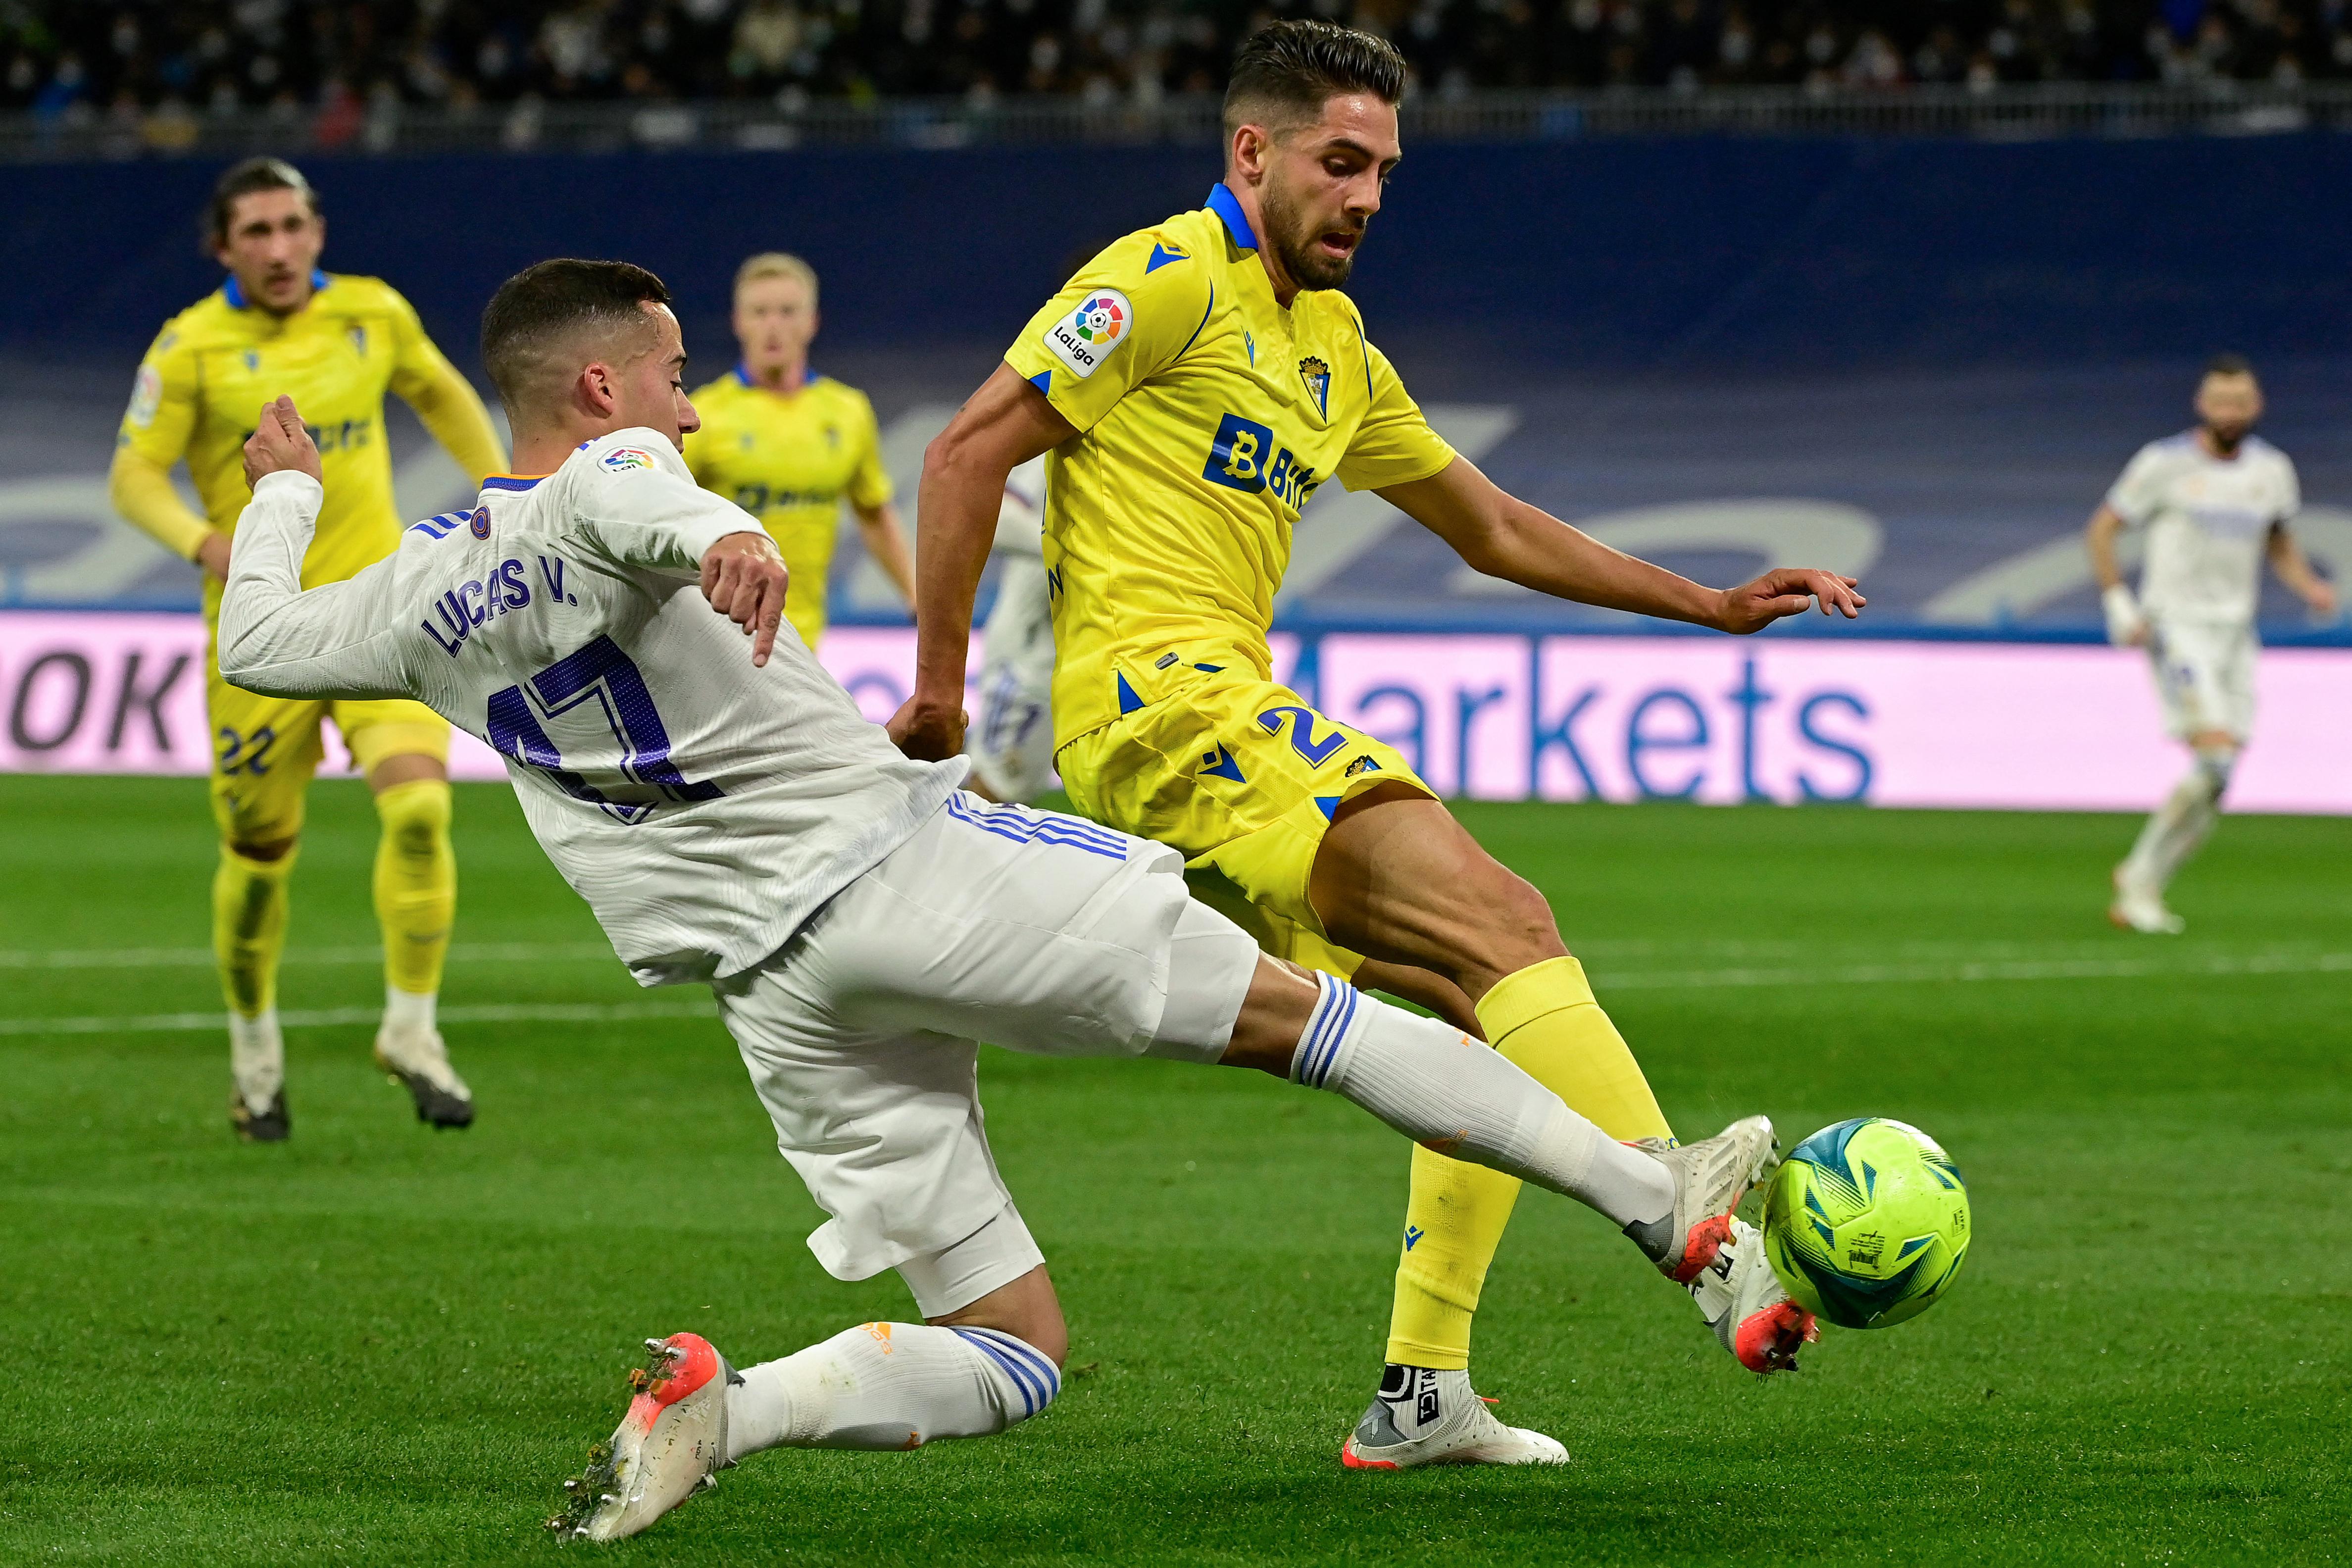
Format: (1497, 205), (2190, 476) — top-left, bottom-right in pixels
(218, 430), (966, 986)
(990, 456), (1047, 557)
(2106, 431), (2299, 626)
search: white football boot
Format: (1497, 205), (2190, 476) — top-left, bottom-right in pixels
(550, 1333), (738, 1542)
(1689, 1218), (1817, 1376)
(2108, 868), (2184, 935)
(373, 1024), (475, 1128)
(1341, 1366), (1568, 1469)
(1626, 1115), (1778, 1283)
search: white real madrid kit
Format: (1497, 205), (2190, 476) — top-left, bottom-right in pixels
(2104, 431), (2300, 741)
(217, 432), (1255, 1314)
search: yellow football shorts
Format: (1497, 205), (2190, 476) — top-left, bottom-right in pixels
(207, 652), (449, 845)
(1057, 668), (1431, 978)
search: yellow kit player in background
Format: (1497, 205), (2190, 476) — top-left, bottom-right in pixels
(684, 253), (912, 650)
(901, 22), (1867, 1467)
(107, 158), (505, 1142)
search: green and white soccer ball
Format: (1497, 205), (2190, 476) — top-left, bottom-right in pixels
(1761, 1117), (1970, 1331)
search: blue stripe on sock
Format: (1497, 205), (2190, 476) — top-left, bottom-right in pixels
(1296, 973), (1350, 1087)
(964, 1327), (1060, 1414)
(973, 1328), (1062, 1403)
(1310, 981), (1358, 1088)
(951, 1328), (1043, 1417)
(1309, 984), (1358, 1088)
(969, 1325), (1062, 1404)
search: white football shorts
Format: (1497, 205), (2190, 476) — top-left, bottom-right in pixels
(2147, 618), (2257, 742)
(968, 555), (1057, 804)
(711, 790), (1258, 1314)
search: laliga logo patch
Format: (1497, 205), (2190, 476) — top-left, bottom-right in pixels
(601, 446), (656, 472)
(125, 363), (163, 429)
(468, 507), (491, 539)
(1044, 287), (1131, 380)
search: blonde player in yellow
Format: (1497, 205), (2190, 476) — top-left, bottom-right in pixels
(107, 158), (504, 1143)
(899, 22), (1868, 1466)
(684, 253), (912, 650)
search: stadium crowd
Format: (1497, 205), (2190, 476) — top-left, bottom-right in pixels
(4, 0), (2347, 121)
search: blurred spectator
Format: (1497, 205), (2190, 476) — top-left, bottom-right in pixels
(1, 0), (2346, 119)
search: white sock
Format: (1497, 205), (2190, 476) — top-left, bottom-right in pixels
(2124, 751), (2229, 892)
(228, 1008), (283, 1111)
(723, 1322), (1060, 1462)
(1292, 973), (1673, 1230)
(383, 985), (437, 1034)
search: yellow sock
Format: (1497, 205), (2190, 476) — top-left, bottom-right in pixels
(373, 780), (455, 998)
(213, 844), (296, 1017)
(1382, 955), (1671, 1368)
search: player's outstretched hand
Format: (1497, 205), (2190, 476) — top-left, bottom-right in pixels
(700, 531), (790, 667)
(887, 696), (968, 762)
(1715, 567), (1865, 634)
(242, 395), (323, 490)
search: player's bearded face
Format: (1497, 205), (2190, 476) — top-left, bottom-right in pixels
(1257, 98), (1399, 293)
(2196, 374), (2262, 453)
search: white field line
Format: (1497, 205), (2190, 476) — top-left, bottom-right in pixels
(1595, 950), (2352, 991)
(0, 999), (716, 1037)
(0, 941), (613, 969)
(0, 949), (2342, 1037)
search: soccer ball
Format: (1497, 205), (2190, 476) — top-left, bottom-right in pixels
(1761, 1117), (1970, 1331)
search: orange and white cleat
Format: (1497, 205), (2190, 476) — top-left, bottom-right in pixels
(1690, 1218), (1818, 1376)
(1340, 1366), (1568, 1469)
(1628, 1115), (1778, 1284)
(549, 1333), (738, 1542)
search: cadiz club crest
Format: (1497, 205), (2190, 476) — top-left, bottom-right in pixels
(1298, 356), (1330, 417)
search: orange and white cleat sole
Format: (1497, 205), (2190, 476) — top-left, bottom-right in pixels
(550, 1333), (737, 1542)
(1691, 1218), (1819, 1376)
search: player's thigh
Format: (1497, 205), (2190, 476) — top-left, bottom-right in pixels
(208, 663), (327, 846)
(332, 698), (451, 782)
(1308, 783), (1564, 988)
(713, 971), (1015, 1285)
(1059, 676), (1423, 950)
(795, 793), (1254, 1063)
(2149, 623), (2252, 743)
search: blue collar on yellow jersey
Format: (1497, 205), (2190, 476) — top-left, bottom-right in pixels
(221, 269), (331, 311)
(735, 362), (816, 391)
(1205, 183), (1259, 252)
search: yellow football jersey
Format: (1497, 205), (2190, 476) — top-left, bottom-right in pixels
(116, 271), (497, 614)
(1003, 184), (1456, 750)
(682, 368), (893, 649)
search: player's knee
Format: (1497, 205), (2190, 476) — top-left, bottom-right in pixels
(375, 778), (453, 857)
(1454, 864), (1565, 978)
(2193, 744), (2238, 800)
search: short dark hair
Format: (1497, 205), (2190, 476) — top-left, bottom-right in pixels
(204, 157), (319, 250)
(1223, 20), (1407, 140)
(2205, 352), (2255, 380)
(479, 259), (675, 417)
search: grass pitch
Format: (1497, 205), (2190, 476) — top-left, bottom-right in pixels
(2, 775), (2347, 1566)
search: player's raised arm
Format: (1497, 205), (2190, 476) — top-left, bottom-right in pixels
(1378, 455), (1865, 633)
(217, 396), (413, 699)
(895, 365), (1074, 759)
